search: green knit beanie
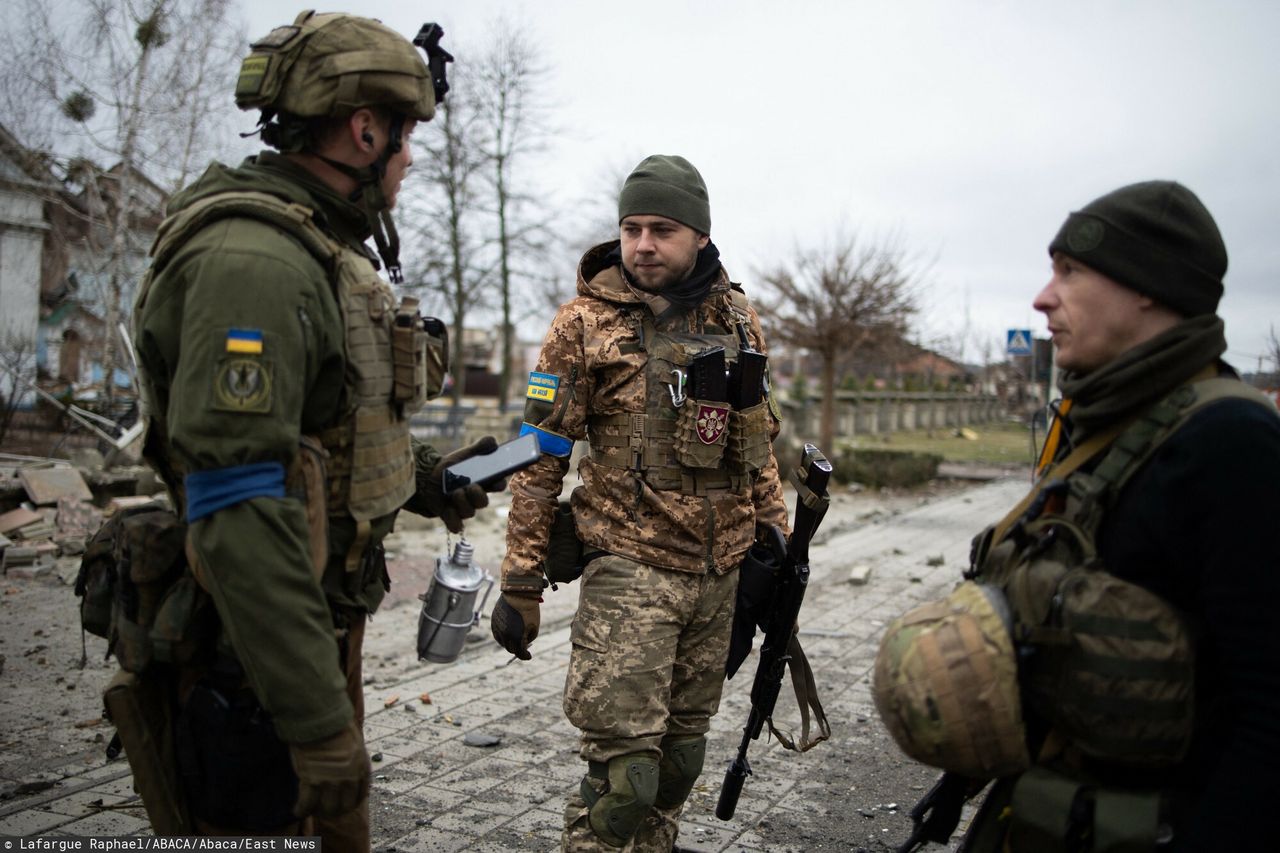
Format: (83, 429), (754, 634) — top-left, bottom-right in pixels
(1048, 180), (1227, 317)
(617, 154), (711, 234)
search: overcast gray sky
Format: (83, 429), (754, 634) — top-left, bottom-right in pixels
(243, 0), (1280, 368)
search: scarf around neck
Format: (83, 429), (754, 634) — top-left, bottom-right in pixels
(611, 241), (723, 320)
(1057, 314), (1227, 434)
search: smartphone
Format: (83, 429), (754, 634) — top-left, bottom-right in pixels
(441, 433), (541, 493)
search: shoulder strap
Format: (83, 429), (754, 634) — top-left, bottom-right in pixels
(137, 191), (341, 316)
(1071, 374), (1277, 532)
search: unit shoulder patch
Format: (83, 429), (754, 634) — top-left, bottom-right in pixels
(212, 357), (273, 413)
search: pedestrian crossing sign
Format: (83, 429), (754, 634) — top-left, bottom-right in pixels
(1007, 329), (1033, 355)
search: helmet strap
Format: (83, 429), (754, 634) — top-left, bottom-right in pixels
(315, 112), (407, 282)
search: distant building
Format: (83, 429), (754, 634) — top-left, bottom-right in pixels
(0, 123), (165, 416)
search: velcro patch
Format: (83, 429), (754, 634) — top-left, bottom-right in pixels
(236, 56), (270, 97)
(212, 358), (273, 414)
(527, 371), (559, 403)
(225, 328), (264, 354)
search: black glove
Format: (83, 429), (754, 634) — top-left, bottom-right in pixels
(404, 436), (506, 532)
(490, 591), (541, 660)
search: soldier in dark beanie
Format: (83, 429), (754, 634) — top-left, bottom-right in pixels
(492, 155), (794, 851)
(881, 181), (1280, 853)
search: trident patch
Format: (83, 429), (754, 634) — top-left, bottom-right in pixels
(695, 404), (729, 444)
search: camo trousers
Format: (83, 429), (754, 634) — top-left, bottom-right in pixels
(561, 555), (737, 851)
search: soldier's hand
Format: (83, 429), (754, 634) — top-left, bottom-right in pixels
(406, 436), (507, 532)
(491, 591), (541, 660)
(289, 719), (370, 819)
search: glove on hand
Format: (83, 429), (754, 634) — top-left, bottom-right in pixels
(491, 591), (541, 660)
(290, 719), (371, 819)
(405, 436), (507, 533)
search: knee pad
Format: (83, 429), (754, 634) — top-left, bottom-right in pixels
(655, 735), (706, 810)
(581, 753), (659, 848)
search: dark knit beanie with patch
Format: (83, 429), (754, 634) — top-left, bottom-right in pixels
(617, 154), (711, 234)
(1048, 180), (1227, 317)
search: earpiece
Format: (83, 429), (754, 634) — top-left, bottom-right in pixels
(361, 131), (374, 149)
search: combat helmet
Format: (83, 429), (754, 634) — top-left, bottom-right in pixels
(873, 581), (1031, 779)
(234, 10), (453, 281)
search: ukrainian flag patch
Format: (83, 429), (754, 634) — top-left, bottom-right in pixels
(526, 371), (559, 403)
(225, 328), (264, 355)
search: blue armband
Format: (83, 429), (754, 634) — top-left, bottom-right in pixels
(185, 462), (287, 522)
(519, 422), (574, 458)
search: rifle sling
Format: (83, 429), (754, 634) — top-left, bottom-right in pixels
(767, 632), (830, 752)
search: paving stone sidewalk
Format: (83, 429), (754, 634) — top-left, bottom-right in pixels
(0, 477), (1029, 851)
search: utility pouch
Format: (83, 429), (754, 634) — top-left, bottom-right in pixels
(392, 296), (430, 409)
(113, 509), (205, 674)
(176, 682), (299, 832)
(287, 436), (330, 580)
(1037, 566), (1195, 767)
(674, 400), (730, 469)
(543, 500), (584, 586)
(103, 669), (192, 836)
(1009, 766), (1163, 853)
(726, 400), (771, 475)
(76, 518), (119, 639)
(422, 316), (449, 400)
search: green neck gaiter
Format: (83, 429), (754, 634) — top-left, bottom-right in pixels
(1058, 315), (1226, 434)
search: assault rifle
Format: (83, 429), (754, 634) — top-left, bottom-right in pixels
(716, 444), (832, 820)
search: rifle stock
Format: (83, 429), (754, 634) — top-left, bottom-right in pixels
(716, 444), (832, 820)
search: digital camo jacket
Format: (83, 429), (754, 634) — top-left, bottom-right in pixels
(501, 241), (790, 592)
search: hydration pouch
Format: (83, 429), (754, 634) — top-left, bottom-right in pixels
(543, 500), (584, 586)
(726, 400), (772, 475)
(103, 670), (192, 836)
(176, 682), (299, 832)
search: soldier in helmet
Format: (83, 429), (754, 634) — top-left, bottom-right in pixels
(129, 11), (501, 848)
(489, 155), (791, 850)
(875, 181), (1280, 852)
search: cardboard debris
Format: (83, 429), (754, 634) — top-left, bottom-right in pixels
(0, 507), (42, 536)
(20, 466), (93, 506)
(106, 495), (155, 515)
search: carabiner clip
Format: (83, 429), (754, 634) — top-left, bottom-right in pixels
(667, 368), (687, 408)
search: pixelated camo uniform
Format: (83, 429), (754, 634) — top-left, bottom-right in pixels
(501, 241), (789, 591)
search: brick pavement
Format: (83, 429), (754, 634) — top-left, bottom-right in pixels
(0, 477), (1030, 851)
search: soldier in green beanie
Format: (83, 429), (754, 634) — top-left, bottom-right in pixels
(126, 12), (505, 850)
(877, 181), (1280, 852)
(492, 155), (792, 850)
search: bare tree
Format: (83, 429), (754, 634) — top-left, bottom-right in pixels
(474, 17), (554, 411)
(0, 335), (38, 446)
(0, 0), (246, 404)
(757, 233), (924, 453)
(404, 72), (494, 407)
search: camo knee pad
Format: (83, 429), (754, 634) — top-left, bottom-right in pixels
(655, 735), (707, 809)
(581, 753), (659, 848)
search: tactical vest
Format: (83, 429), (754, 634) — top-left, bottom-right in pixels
(586, 291), (774, 495)
(971, 375), (1277, 771)
(134, 191), (445, 564)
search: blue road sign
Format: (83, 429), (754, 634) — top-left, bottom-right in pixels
(1007, 329), (1033, 355)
